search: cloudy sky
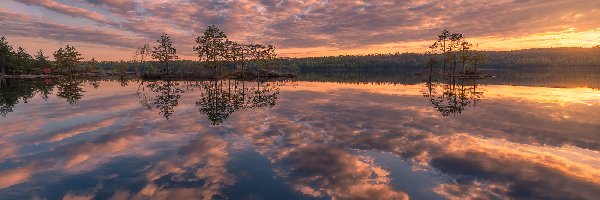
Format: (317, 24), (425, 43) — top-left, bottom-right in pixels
(1, 0), (599, 60)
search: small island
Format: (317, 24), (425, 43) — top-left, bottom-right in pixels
(0, 25), (296, 80)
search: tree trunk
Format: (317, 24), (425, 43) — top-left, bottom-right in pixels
(165, 60), (169, 75)
(1, 57), (5, 75)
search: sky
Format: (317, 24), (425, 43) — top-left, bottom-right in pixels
(1, 0), (599, 61)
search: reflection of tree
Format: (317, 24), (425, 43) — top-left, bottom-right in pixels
(56, 77), (85, 104)
(424, 73), (484, 117)
(135, 79), (280, 123)
(38, 79), (55, 100)
(0, 78), (58, 117)
(87, 78), (100, 89)
(137, 80), (184, 119)
(196, 80), (279, 125)
(117, 78), (129, 87)
(0, 79), (31, 117)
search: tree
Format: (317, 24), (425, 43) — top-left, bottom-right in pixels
(14, 47), (33, 74)
(33, 49), (50, 72)
(247, 44), (277, 74)
(260, 45), (276, 71)
(429, 29), (481, 75)
(53, 47), (65, 73)
(447, 33), (465, 74)
(430, 29), (451, 71)
(115, 60), (128, 76)
(152, 34), (178, 75)
(54, 45), (83, 74)
(223, 40), (238, 70)
(468, 51), (485, 73)
(88, 58), (99, 73)
(0, 37), (14, 75)
(135, 44), (150, 75)
(194, 25), (227, 73)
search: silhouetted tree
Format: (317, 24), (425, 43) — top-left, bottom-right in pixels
(14, 47), (33, 74)
(33, 49), (50, 72)
(430, 29), (451, 71)
(0, 37), (14, 75)
(87, 58), (99, 73)
(135, 44), (151, 75)
(54, 45), (83, 74)
(429, 29), (483, 76)
(193, 25), (279, 77)
(194, 25), (227, 73)
(152, 34), (178, 75)
(468, 51), (485, 73)
(115, 60), (128, 77)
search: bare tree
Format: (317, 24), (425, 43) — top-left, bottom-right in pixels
(135, 44), (150, 75)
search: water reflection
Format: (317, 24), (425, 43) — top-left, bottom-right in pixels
(135, 79), (280, 124)
(0, 78), (82, 116)
(137, 80), (184, 120)
(56, 77), (85, 104)
(0, 79), (598, 200)
(424, 72), (484, 116)
(197, 80), (279, 125)
(0, 78), (35, 117)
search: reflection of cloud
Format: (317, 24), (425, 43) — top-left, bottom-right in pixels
(47, 118), (117, 143)
(277, 145), (408, 200)
(62, 192), (94, 200)
(1, 81), (599, 199)
(243, 83), (600, 199)
(428, 134), (600, 199)
(127, 134), (233, 200)
(227, 109), (410, 199)
(279, 82), (600, 150)
(0, 163), (38, 189)
(433, 181), (508, 200)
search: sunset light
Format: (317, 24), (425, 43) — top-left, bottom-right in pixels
(1, 0), (599, 60)
(1, 1), (599, 199)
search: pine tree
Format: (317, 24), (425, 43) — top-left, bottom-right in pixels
(152, 34), (178, 75)
(0, 37), (14, 75)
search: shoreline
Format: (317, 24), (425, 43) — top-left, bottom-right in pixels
(0, 71), (297, 81)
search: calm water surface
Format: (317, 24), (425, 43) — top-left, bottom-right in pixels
(0, 77), (599, 199)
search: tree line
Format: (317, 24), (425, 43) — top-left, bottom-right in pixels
(2, 28), (599, 77)
(0, 37), (85, 76)
(0, 25), (280, 77)
(135, 25), (278, 78)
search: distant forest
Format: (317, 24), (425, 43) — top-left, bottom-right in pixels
(84, 47), (600, 73)
(1, 29), (599, 77)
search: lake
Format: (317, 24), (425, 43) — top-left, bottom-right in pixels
(0, 75), (599, 199)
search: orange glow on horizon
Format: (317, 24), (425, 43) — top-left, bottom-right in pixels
(5, 27), (599, 61)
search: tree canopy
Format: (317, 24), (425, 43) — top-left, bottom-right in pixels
(151, 34), (178, 75)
